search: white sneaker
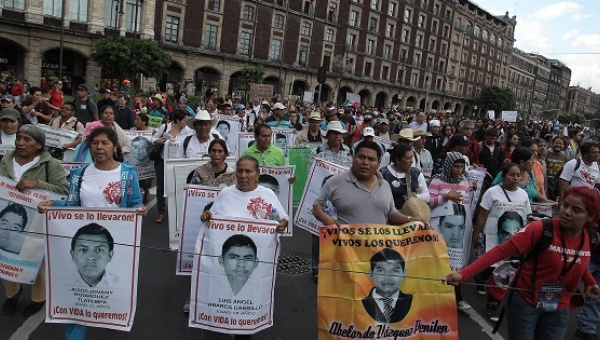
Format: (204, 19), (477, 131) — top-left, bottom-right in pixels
(457, 301), (472, 311)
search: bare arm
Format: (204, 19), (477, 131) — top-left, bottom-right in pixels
(313, 203), (339, 227)
(472, 208), (490, 247)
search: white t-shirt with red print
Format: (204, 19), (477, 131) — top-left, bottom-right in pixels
(210, 185), (288, 222)
(80, 164), (122, 208)
(560, 158), (600, 189)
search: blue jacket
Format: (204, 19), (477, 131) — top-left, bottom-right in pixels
(55, 163), (143, 208)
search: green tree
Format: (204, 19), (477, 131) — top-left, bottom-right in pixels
(557, 112), (585, 125)
(239, 64), (265, 88)
(91, 37), (171, 83)
(476, 86), (516, 116)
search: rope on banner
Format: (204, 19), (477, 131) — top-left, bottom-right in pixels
(0, 226), (589, 297)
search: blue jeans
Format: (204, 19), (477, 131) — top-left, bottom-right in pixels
(65, 324), (86, 340)
(577, 261), (600, 334)
(506, 291), (569, 340)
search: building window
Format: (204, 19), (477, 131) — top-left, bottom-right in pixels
(43, 0), (62, 17)
(347, 34), (356, 49)
(325, 28), (335, 42)
(399, 49), (407, 63)
(165, 15), (180, 42)
(366, 39), (375, 55)
(242, 5), (255, 21)
(328, 2), (337, 22)
(386, 23), (394, 38)
(370, 0), (379, 10)
(70, 0), (88, 22)
(364, 62), (372, 77)
(383, 44), (391, 59)
(3, 0), (25, 10)
(433, 3), (440, 15)
(382, 66), (389, 80)
(411, 73), (418, 86)
(416, 34), (422, 48)
(303, 1), (312, 14)
(124, 0), (141, 32)
(298, 45), (309, 65)
(474, 25), (480, 37)
(432, 20), (438, 33)
(404, 9), (411, 23)
(270, 39), (282, 61)
(274, 14), (285, 29)
(402, 29), (409, 43)
(349, 10), (358, 26)
(104, 0), (119, 27)
(429, 38), (435, 51)
(205, 24), (219, 50)
(369, 17), (378, 32)
(301, 21), (312, 36)
(207, 0), (220, 12)
(388, 2), (397, 16)
(239, 31), (252, 55)
(418, 15), (424, 28)
(413, 53), (421, 67)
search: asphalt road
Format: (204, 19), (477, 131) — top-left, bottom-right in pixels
(0, 196), (597, 339)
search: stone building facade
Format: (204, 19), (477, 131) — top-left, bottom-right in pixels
(567, 86), (600, 116)
(0, 0), (517, 114)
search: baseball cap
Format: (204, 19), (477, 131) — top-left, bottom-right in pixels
(272, 102), (286, 110)
(429, 119), (441, 127)
(450, 134), (472, 147)
(1, 94), (15, 103)
(76, 84), (88, 92)
(0, 108), (19, 121)
(363, 127), (375, 137)
(234, 104), (245, 110)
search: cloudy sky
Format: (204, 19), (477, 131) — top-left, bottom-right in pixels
(473, 0), (600, 93)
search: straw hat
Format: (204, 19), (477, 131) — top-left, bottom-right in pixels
(391, 128), (420, 142)
(187, 110), (217, 128)
(152, 94), (165, 105)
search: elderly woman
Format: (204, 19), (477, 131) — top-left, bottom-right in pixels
(1, 124), (69, 317)
(38, 127), (147, 340)
(200, 156), (288, 340)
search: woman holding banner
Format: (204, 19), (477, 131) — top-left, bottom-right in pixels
(445, 186), (600, 340)
(1, 125), (69, 316)
(151, 109), (192, 223)
(38, 127), (147, 340)
(379, 144), (430, 210)
(200, 155), (288, 340)
(472, 162), (532, 321)
(428, 151), (472, 311)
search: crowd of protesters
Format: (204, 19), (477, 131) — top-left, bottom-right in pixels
(2, 77), (600, 339)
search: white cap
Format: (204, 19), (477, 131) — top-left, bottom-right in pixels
(429, 119), (441, 127)
(272, 102), (286, 110)
(326, 121), (347, 134)
(363, 127), (376, 137)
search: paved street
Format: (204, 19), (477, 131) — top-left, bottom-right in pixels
(0, 196), (596, 339)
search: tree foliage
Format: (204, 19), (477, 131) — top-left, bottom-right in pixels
(476, 86), (516, 114)
(91, 37), (171, 80)
(557, 112), (585, 125)
(240, 64), (265, 87)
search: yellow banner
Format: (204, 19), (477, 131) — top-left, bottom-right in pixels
(318, 223), (457, 339)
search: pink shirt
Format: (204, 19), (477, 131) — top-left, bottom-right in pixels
(428, 177), (471, 207)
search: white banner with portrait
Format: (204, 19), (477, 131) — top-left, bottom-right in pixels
(177, 185), (221, 275)
(236, 132), (256, 161)
(484, 201), (528, 253)
(216, 115), (242, 157)
(467, 167), (487, 214)
(44, 207), (142, 331)
(165, 157), (236, 250)
(295, 159), (349, 235)
(430, 201), (473, 271)
(259, 166), (295, 236)
(189, 216), (279, 335)
(272, 128), (295, 163)
(124, 131), (155, 180)
(0, 177), (66, 284)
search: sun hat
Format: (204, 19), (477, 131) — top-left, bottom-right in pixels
(187, 109), (217, 128)
(391, 128), (420, 142)
(326, 121), (347, 134)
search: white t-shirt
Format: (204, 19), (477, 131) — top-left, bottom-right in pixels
(559, 158), (600, 189)
(13, 155), (41, 181)
(480, 185), (532, 215)
(80, 164), (122, 208)
(211, 185), (288, 221)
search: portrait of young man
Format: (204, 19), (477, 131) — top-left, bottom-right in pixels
(70, 223), (118, 288)
(362, 248), (413, 324)
(219, 234), (259, 296)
